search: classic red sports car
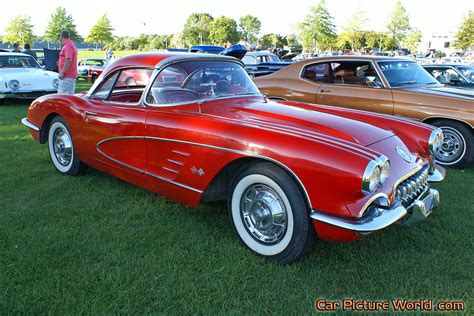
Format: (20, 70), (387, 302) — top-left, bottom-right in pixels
(22, 53), (445, 264)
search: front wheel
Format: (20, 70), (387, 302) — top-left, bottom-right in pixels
(48, 116), (85, 175)
(432, 120), (473, 168)
(228, 162), (314, 264)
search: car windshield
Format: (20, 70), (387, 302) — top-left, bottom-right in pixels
(457, 66), (474, 82)
(378, 60), (439, 87)
(146, 60), (261, 105)
(0, 55), (40, 68)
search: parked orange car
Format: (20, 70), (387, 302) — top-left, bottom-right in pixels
(254, 56), (474, 167)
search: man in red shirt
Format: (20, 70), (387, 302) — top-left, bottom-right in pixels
(58, 30), (78, 94)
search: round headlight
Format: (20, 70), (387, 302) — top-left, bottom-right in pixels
(52, 78), (59, 89)
(428, 128), (443, 154)
(377, 155), (391, 185)
(362, 160), (382, 194)
(8, 80), (20, 91)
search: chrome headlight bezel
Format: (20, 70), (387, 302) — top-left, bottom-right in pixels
(377, 155), (391, 185)
(428, 128), (443, 154)
(8, 79), (20, 91)
(362, 160), (382, 195)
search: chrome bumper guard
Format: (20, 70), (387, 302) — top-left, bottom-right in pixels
(310, 188), (440, 233)
(21, 118), (40, 131)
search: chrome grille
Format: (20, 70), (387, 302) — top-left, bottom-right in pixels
(395, 165), (430, 207)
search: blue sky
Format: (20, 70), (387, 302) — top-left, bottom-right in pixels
(1, 0), (473, 38)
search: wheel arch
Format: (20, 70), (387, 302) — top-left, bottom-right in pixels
(422, 117), (474, 131)
(39, 112), (61, 144)
(200, 156), (312, 210)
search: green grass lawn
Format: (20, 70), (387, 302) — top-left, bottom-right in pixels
(1, 92), (473, 313)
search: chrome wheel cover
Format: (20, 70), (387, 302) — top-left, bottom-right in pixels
(240, 184), (287, 244)
(435, 127), (466, 165)
(53, 127), (72, 166)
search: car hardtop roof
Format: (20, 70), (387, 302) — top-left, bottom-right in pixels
(105, 52), (243, 73)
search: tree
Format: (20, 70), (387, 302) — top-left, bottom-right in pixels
(239, 15), (261, 45)
(44, 7), (82, 43)
(299, 0), (337, 52)
(454, 11), (474, 50)
(403, 28), (422, 53)
(183, 13), (214, 46)
(258, 34), (287, 49)
(386, 0), (410, 46)
(209, 16), (240, 45)
(342, 2), (367, 51)
(3, 15), (35, 46)
(86, 14), (114, 48)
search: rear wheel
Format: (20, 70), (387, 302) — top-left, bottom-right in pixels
(228, 162), (314, 264)
(48, 116), (84, 175)
(432, 120), (473, 168)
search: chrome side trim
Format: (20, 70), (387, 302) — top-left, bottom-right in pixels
(162, 166), (179, 174)
(167, 159), (184, 166)
(311, 203), (407, 232)
(96, 136), (312, 208)
(172, 150), (190, 157)
(21, 118), (40, 131)
(96, 137), (202, 194)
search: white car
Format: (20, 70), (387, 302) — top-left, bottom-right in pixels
(0, 52), (59, 104)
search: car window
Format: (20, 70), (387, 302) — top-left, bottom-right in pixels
(302, 63), (331, 83)
(242, 55), (257, 65)
(331, 61), (382, 87)
(378, 61), (439, 87)
(430, 68), (466, 84)
(146, 60), (260, 105)
(91, 71), (119, 99)
(0, 55), (40, 68)
(457, 66), (474, 82)
(90, 68), (153, 103)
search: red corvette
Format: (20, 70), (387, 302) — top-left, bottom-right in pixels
(22, 53), (445, 264)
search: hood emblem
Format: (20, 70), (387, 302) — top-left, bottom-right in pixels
(396, 146), (413, 163)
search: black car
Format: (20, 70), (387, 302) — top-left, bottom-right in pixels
(423, 64), (474, 89)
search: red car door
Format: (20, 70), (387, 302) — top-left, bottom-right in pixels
(79, 68), (153, 182)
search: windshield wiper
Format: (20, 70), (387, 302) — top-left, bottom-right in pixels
(398, 81), (418, 85)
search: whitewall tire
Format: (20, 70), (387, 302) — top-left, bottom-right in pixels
(48, 116), (84, 175)
(228, 162), (314, 264)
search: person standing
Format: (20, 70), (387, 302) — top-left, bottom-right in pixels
(23, 44), (37, 60)
(12, 43), (21, 53)
(58, 30), (78, 94)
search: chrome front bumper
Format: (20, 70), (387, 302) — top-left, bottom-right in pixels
(310, 188), (440, 233)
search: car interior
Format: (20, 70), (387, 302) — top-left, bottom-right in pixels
(303, 61), (382, 87)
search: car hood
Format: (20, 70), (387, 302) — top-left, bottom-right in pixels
(201, 97), (394, 147)
(0, 68), (58, 79)
(400, 85), (474, 100)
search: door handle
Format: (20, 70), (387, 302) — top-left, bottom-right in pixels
(84, 111), (97, 116)
(320, 89), (331, 93)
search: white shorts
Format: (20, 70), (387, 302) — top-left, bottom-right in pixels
(58, 78), (76, 94)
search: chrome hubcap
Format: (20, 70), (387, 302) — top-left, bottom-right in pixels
(53, 127), (72, 166)
(240, 184), (287, 244)
(435, 127), (464, 164)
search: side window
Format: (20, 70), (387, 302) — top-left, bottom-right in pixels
(90, 68), (153, 103)
(302, 63), (330, 82)
(242, 55), (256, 65)
(91, 72), (119, 99)
(332, 62), (382, 87)
(115, 69), (153, 88)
